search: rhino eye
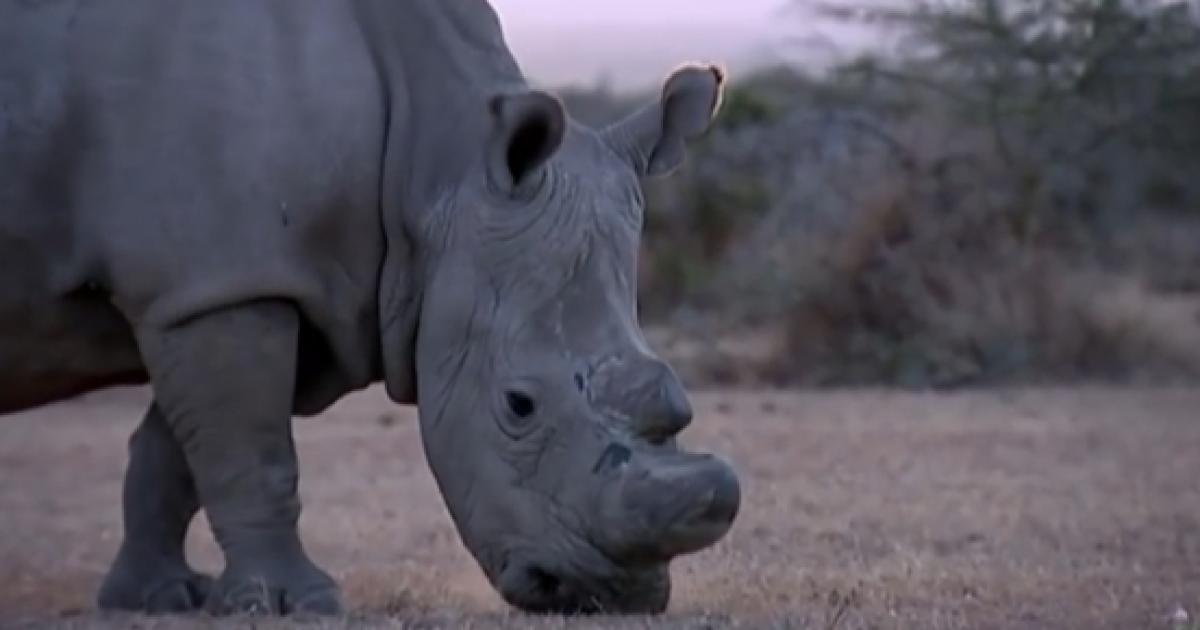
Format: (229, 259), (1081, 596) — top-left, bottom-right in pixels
(505, 390), (536, 420)
(499, 390), (539, 440)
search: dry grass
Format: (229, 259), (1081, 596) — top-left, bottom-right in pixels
(2, 385), (1199, 629)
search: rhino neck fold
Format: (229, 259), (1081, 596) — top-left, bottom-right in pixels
(351, 0), (529, 403)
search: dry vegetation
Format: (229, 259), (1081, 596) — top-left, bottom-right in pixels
(2, 385), (1198, 629)
(570, 0), (1200, 390)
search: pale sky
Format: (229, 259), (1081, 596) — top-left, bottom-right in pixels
(490, 0), (782, 28)
(488, 0), (794, 90)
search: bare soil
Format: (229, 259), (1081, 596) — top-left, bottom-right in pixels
(1, 385), (1198, 629)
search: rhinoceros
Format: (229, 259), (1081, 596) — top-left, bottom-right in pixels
(0, 0), (740, 616)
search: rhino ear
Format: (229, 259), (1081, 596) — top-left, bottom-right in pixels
(487, 91), (567, 193)
(606, 64), (725, 178)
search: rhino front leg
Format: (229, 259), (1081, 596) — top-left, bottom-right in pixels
(98, 403), (214, 612)
(136, 300), (341, 616)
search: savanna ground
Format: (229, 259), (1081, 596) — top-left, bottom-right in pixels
(1, 385), (1197, 629)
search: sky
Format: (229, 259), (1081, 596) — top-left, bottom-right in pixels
(488, 0), (796, 90)
(490, 0), (782, 28)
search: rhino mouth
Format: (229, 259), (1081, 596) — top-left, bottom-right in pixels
(496, 552), (670, 614)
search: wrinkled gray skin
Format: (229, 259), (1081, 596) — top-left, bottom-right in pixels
(0, 0), (740, 616)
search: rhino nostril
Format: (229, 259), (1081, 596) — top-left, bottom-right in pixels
(529, 567), (561, 595)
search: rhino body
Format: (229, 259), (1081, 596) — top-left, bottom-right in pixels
(0, 0), (739, 615)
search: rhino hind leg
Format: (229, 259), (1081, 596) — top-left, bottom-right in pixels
(98, 404), (214, 613)
(135, 300), (342, 616)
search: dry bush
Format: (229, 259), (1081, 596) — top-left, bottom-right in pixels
(765, 163), (1200, 388)
(632, 71), (1200, 388)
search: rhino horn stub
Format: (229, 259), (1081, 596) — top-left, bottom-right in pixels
(589, 356), (694, 443)
(601, 451), (741, 563)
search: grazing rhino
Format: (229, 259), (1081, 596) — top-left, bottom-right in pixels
(0, 0), (740, 616)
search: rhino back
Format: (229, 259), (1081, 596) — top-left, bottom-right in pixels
(1, 1), (390, 413)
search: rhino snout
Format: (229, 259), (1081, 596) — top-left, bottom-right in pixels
(491, 439), (738, 615)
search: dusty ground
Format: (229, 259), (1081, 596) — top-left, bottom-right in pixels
(1, 385), (1198, 629)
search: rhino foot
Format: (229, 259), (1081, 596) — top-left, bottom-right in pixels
(205, 563), (342, 616)
(101, 403), (211, 614)
(98, 545), (214, 613)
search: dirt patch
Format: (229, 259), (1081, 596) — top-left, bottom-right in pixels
(2, 386), (1198, 629)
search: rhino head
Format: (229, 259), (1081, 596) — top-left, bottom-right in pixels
(392, 65), (739, 614)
